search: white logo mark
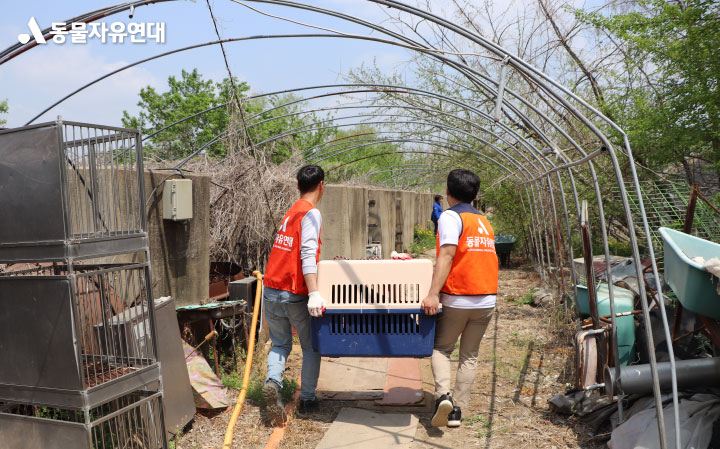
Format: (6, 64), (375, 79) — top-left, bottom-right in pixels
(18, 17), (46, 44)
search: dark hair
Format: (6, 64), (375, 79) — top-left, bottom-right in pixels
(297, 165), (325, 193)
(434, 195), (442, 202)
(447, 169), (480, 203)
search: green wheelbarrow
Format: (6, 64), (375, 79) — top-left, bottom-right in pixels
(495, 233), (516, 267)
(659, 227), (720, 320)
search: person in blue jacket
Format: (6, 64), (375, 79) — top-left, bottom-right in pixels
(431, 195), (443, 235)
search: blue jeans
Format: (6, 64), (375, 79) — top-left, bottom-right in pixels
(263, 286), (321, 401)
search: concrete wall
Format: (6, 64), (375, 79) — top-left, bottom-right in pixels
(316, 185), (368, 261)
(318, 185), (438, 260)
(144, 170), (210, 307)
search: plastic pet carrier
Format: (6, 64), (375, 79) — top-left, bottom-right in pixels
(311, 259), (436, 357)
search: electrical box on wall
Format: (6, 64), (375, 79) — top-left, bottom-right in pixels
(163, 179), (193, 221)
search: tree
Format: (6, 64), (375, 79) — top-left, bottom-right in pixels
(123, 69), (331, 163)
(578, 0), (720, 178)
(122, 69), (245, 160)
(0, 100), (8, 126)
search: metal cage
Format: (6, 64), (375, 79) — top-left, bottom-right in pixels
(0, 263), (160, 409)
(0, 120), (148, 262)
(0, 390), (167, 449)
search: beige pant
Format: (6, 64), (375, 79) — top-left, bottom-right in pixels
(431, 306), (495, 409)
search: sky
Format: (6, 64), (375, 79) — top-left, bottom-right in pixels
(0, 0), (421, 127)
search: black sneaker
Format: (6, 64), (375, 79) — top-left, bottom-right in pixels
(431, 393), (454, 427)
(447, 406), (461, 428)
(297, 397), (320, 415)
(262, 380), (287, 425)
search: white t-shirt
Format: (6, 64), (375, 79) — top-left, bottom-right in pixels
(437, 209), (496, 309)
(300, 209), (322, 275)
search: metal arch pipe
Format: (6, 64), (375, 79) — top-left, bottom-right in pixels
(525, 185), (547, 281)
(545, 174), (563, 289)
(158, 85), (559, 177)
(532, 180), (553, 275)
(310, 137), (518, 178)
(284, 117), (540, 176)
(304, 135), (522, 181)
(232, 84), (557, 172)
(245, 104), (542, 164)
(5, 1), (601, 184)
(169, 82), (557, 175)
(238, 99), (557, 180)
(175, 111), (534, 179)
(6, 0), (603, 187)
(274, 126), (536, 184)
(5, 18), (584, 194)
(12, 21), (580, 177)
(238, 0), (600, 165)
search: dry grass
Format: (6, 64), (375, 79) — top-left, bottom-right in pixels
(181, 109), (299, 272)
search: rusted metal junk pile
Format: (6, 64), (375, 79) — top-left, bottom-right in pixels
(0, 120), (167, 449)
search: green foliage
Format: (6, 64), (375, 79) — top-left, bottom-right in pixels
(322, 125), (404, 184)
(221, 371), (244, 390)
(578, 0), (720, 172)
(516, 288), (536, 306)
(122, 69), (329, 162)
(505, 289), (536, 306)
(410, 224), (436, 256)
(122, 69), (243, 159)
(243, 378), (298, 404)
(0, 99), (7, 126)
(465, 414), (486, 425)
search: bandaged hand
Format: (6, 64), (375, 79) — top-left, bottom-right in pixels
(308, 291), (326, 317)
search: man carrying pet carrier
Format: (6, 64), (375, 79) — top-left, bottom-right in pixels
(421, 168), (498, 428)
(261, 165), (326, 424)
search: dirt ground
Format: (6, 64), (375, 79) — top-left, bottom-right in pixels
(177, 265), (602, 449)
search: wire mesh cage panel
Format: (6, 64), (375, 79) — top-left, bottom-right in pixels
(0, 391), (167, 449)
(0, 120), (148, 262)
(317, 259), (433, 310)
(0, 263), (160, 408)
(613, 179), (720, 260)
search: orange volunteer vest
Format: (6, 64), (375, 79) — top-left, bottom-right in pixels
(264, 199), (322, 295)
(436, 203), (499, 295)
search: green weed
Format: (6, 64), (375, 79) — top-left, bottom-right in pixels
(410, 224), (436, 256)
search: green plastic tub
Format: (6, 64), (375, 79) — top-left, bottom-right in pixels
(659, 227), (720, 320)
(575, 283), (636, 365)
(494, 233), (516, 255)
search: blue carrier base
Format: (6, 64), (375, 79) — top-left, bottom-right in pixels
(311, 308), (437, 357)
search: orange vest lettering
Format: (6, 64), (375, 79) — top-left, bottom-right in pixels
(436, 203), (498, 295)
(264, 199), (321, 295)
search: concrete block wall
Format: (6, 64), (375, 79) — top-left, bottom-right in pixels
(144, 170), (210, 307)
(316, 185), (368, 261)
(319, 185), (439, 260)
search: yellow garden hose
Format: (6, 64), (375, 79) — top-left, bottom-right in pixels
(222, 270), (263, 449)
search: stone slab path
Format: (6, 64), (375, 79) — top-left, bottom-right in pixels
(315, 408), (418, 449)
